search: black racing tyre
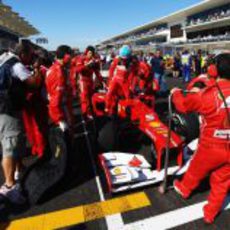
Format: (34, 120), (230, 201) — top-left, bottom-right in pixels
(97, 118), (156, 167)
(171, 112), (200, 143)
(136, 141), (157, 167)
(97, 119), (118, 152)
(97, 118), (136, 152)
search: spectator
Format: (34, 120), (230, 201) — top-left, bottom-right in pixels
(181, 50), (192, 83)
(172, 52), (181, 78)
(0, 41), (42, 203)
(194, 50), (203, 76)
(150, 50), (167, 94)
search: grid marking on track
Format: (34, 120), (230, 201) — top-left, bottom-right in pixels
(3, 192), (150, 230)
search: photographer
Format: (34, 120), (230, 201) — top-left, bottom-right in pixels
(0, 41), (42, 203)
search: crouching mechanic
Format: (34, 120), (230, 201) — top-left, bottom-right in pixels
(45, 45), (73, 133)
(171, 53), (230, 223)
(105, 45), (134, 116)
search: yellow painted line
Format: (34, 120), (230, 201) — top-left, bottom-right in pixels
(4, 192), (150, 230)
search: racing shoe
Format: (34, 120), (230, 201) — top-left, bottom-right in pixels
(203, 204), (218, 224)
(173, 180), (191, 199)
(0, 183), (26, 204)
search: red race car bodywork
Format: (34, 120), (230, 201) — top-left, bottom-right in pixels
(92, 92), (184, 171)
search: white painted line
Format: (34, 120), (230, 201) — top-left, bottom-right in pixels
(107, 214), (124, 230)
(95, 175), (105, 201)
(95, 174), (124, 230)
(81, 115), (125, 229)
(124, 201), (207, 230)
(124, 198), (230, 230)
(106, 161), (190, 228)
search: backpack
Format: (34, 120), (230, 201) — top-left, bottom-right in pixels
(0, 56), (26, 115)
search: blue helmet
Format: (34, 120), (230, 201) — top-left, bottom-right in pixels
(119, 45), (132, 59)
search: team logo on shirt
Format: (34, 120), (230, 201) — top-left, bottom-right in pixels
(214, 129), (230, 139)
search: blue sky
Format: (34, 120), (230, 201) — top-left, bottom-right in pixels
(4, 0), (202, 50)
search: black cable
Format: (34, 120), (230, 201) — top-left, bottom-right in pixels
(215, 81), (230, 144)
(159, 93), (173, 194)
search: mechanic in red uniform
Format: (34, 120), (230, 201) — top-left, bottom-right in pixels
(75, 46), (103, 119)
(130, 56), (159, 107)
(105, 45), (135, 116)
(45, 45), (73, 133)
(187, 60), (218, 91)
(22, 50), (51, 157)
(70, 50), (79, 98)
(172, 53), (230, 224)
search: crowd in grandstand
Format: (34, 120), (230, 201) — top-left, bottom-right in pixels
(103, 5), (230, 50)
(108, 25), (167, 46)
(187, 4), (230, 26)
(187, 31), (230, 44)
(108, 30), (230, 50)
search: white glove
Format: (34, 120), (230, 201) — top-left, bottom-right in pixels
(58, 121), (68, 132)
(170, 87), (181, 95)
(102, 82), (108, 91)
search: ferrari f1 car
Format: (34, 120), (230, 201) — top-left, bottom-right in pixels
(92, 91), (200, 193)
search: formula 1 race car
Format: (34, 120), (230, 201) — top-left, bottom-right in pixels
(92, 91), (200, 193)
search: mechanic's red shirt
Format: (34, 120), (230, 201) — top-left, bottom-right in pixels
(130, 61), (159, 94)
(187, 74), (216, 90)
(108, 57), (138, 84)
(173, 80), (230, 144)
(75, 54), (103, 82)
(69, 56), (79, 95)
(138, 61), (151, 79)
(45, 60), (72, 124)
(108, 57), (120, 83)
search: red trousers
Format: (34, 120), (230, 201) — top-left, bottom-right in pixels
(180, 141), (230, 219)
(22, 95), (48, 158)
(105, 77), (130, 115)
(204, 162), (230, 220)
(79, 76), (94, 116)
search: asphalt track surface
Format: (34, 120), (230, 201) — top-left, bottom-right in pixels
(0, 76), (230, 230)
